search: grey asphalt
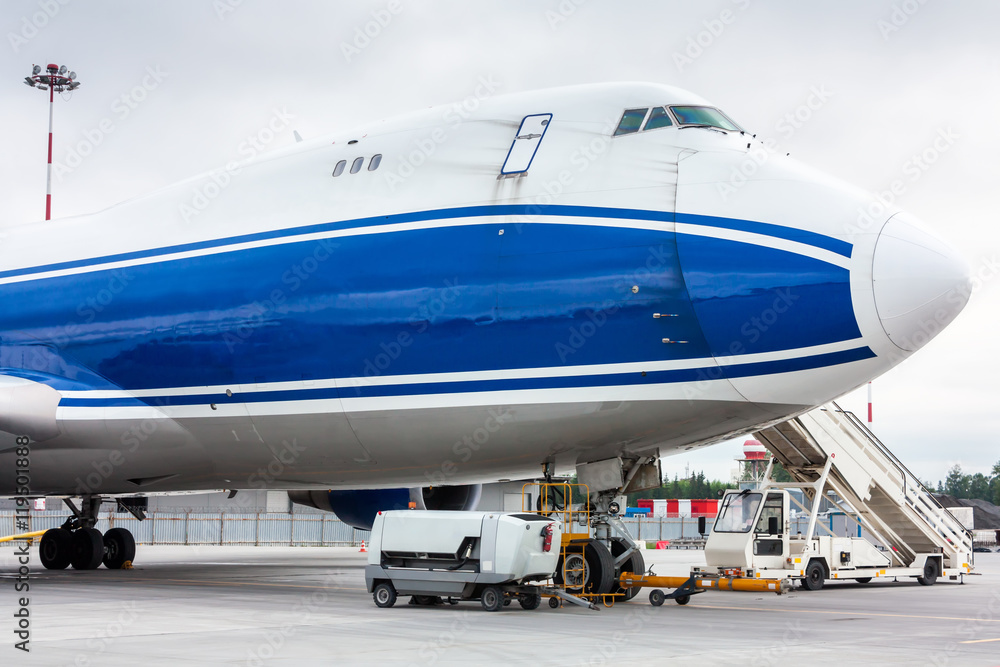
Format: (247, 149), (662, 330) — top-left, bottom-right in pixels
(1, 544), (998, 666)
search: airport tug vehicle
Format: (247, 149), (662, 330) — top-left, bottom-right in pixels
(692, 404), (974, 591)
(365, 509), (596, 611)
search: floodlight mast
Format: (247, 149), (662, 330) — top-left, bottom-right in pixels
(24, 63), (81, 220)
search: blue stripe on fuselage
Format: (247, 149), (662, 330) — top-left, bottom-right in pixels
(57, 346), (877, 408)
(1, 214), (859, 393)
(0, 205), (851, 281)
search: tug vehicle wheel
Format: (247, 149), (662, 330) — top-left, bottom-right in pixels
(373, 582), (397, 608)
(481, 585), (504, 612)
(802, 561), (825, 591)
(918, 560), (939, 586)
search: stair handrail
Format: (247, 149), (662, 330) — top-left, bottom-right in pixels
(829, 402), (973, 549)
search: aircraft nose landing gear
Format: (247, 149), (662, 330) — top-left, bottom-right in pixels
(38, 497), (137, 570)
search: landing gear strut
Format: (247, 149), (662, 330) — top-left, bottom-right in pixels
(38, 496), (137, 571)
(568, 455), (660, 597)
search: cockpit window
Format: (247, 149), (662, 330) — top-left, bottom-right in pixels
(669, 106), (741, 131)
(643, 106), (673, 131)
(614, 108), (648, 136)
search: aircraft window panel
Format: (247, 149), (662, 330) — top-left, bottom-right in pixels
(368, 154), (382, 171)
(643, 106), (673, 131)
(614, 108), (648, 136)
(669, 105), (742, 131)
(501, 113), (553, 175)
(332, 160), (347, 177)
(350, 157), (364, 174)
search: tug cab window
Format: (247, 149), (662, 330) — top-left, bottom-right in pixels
(754, 493), (784, 534)
(714, 492), (762, 533)
(669, 106), (741, 131)
(614, 108), (649, 136)
(643, 106), (674, 131)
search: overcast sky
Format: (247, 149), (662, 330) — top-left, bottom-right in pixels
(1, 0), (997, 486)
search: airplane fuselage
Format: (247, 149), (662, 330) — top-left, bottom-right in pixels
(0, 82), (970, 496)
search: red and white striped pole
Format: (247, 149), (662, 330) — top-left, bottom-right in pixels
(24, 64), (80, 222)
(45, 81), (54, 220)
(867, 381), (873, 423)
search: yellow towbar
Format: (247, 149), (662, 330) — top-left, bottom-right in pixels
(0, 530), (46, 544)
(619, 572), (792, 606)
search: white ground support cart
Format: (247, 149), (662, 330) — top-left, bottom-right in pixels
(365, 510), (594, 611)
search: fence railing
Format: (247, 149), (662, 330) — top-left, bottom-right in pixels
(0, 512), (712, 547)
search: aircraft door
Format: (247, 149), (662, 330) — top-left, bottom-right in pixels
(501, 114), (552, 175)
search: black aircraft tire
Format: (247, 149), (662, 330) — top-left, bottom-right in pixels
(103, 528), (136, 570)
(70, 528), (104, 570)
(610, 539), (645, 600)
(40, 528), (72, 570)
(554, 540), (616, 595)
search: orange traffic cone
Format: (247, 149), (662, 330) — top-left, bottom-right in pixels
(359, 540), (367, 553)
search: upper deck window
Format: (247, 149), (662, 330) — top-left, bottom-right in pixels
(643, 106), (674, 131)
(670, 106), (741, 131)
(614, 108), (648, 136)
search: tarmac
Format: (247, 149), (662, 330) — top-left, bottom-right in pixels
(1, 544), (998, 666)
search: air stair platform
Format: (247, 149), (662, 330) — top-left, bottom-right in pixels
(754, 402), (973, 572)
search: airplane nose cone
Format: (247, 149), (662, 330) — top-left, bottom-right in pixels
(872, 213), (971, 351)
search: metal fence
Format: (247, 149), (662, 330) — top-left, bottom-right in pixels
(0, 511), (710, 547)
(0, 511), (370, 547)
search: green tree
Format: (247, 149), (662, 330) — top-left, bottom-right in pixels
(992, 461), (1000, 505)
(771, 460), (793, 483)
(945, 465), (970, 498)
(969, 473), (990, 501)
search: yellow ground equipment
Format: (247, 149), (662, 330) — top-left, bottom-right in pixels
(619, 571), (792, 606)
(0, 530), (46, 545)
(523, 482), (627, 607)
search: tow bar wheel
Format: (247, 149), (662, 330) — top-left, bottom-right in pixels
(649, 589), (665, 606)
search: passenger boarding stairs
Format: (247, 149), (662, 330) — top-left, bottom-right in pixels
(755, 403), (973, 569)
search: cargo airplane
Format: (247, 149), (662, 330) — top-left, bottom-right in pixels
(0, 82), (970, 591)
